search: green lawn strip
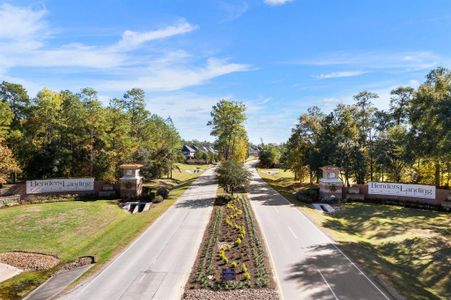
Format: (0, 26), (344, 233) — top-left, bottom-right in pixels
(0, 165), (207, 300)
(256, 168), (450, 300)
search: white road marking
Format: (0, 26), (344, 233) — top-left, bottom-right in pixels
(287, 226), (298, 239)
(318, 269), (339, 300)
(249, 164), (391, 300)
(274, 207), (280, 213)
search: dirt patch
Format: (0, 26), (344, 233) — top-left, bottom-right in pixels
(184, 288), (279, 300)
(0, 252), (60, 271)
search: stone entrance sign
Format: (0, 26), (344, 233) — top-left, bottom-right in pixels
(119, 164), (143, 199)
(319, 166), (343, 201)
(368, 182), (436, 199)
(26, 178), (94, 194)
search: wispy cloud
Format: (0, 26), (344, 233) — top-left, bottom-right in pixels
(264, 0), (293, 6)
(314, 70), (368, 79)
(97, 58), (250, 92)
(220, 2), (249, 22)
(289, 51), (443, 72)
(115, 20), (197, 50)
(0, 3), (50, 49)
(0, 4), (250, 93)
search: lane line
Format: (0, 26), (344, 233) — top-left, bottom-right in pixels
(250, 166), (391, 300)
(287, 226), (298, 239)
(318, 270), (339, 300)
(68, 169), (216, 299)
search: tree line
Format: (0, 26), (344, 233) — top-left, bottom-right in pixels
(265, 67), (450, 188)
(0, 83), (182, 184)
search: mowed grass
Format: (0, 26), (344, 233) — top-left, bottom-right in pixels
(0, 163), (208, 299)
(257, 168), (451, 300)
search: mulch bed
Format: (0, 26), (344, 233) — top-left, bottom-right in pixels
(0, 252), (60, 271)
(186, 194), (277, 295)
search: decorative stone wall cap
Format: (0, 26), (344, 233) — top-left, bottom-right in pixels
(319, 165), (343, 171)
(120, 164), (143, 169)
(120, 176), (143, 180)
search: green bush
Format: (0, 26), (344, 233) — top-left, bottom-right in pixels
(243, 271), (251, 280)
(153, 195), (164, 203)
(296, 188), (319, 203)
(157, 187), (170, 199)
(241, 263), (248, 273)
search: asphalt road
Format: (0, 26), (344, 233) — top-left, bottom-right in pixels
(64, 168), (217, 300)
(247, 163), (391, 300)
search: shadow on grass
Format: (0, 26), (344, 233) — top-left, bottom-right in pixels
(321, 205), (451, 299)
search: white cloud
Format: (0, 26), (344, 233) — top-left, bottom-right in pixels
(115, 20), (197, 50)
(291, 51), (443, 72)
(0, 3), (49, 49)
(264, 0), (293, 6)
(97, 58), (250, 92)
(220, 2), (249, 22)
(0, 4), (250, 93)
(314, 70), (368, 79)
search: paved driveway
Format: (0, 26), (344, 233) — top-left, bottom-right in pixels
(64, 168), (217, 300)
(247, 163), (391, 300)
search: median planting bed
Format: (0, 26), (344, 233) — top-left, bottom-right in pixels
(185, 193), (278, 299)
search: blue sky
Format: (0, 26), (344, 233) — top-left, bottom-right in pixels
(1, 0), (450, 143)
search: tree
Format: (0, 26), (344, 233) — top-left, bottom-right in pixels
(410, 67), (451, 186)
(0, 138), (20, 185)
(208, 100), (247, 160)
(390, 87), (414, 125)
(0, 81), (30, 130)
(258, 144), (281, 168)
(121, 88), (149, 141)
(333, 104), (361, 186)
(230, 136), (248, 163)
(354, 91), (378, 181)
(0, 101), (13, 138)
(217, 160), (251, 195)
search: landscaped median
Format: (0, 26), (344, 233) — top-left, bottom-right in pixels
(257, 167), (451, 299)
(184, 192), (279, 300)
(0, 163), (208, 300)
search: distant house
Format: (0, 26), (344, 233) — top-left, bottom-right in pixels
(182, 145), (196, 159)
(181, 144), (217, 161)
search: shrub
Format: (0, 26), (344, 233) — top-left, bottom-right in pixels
(157, 187), (170, 199)
(231, 261), (238, 268)
(216, 160), (251, 195)
(243, 271), (251, 280)
(153, 195), (164, 203)
(234, 237), (242, 247)
(295, 188), (319, 203)
(241, 263), (248, 273)
(148, 191), (156, 201)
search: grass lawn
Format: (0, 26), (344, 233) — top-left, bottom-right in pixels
(257, 168), (451, 300)
(0, 163), (208, 299)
